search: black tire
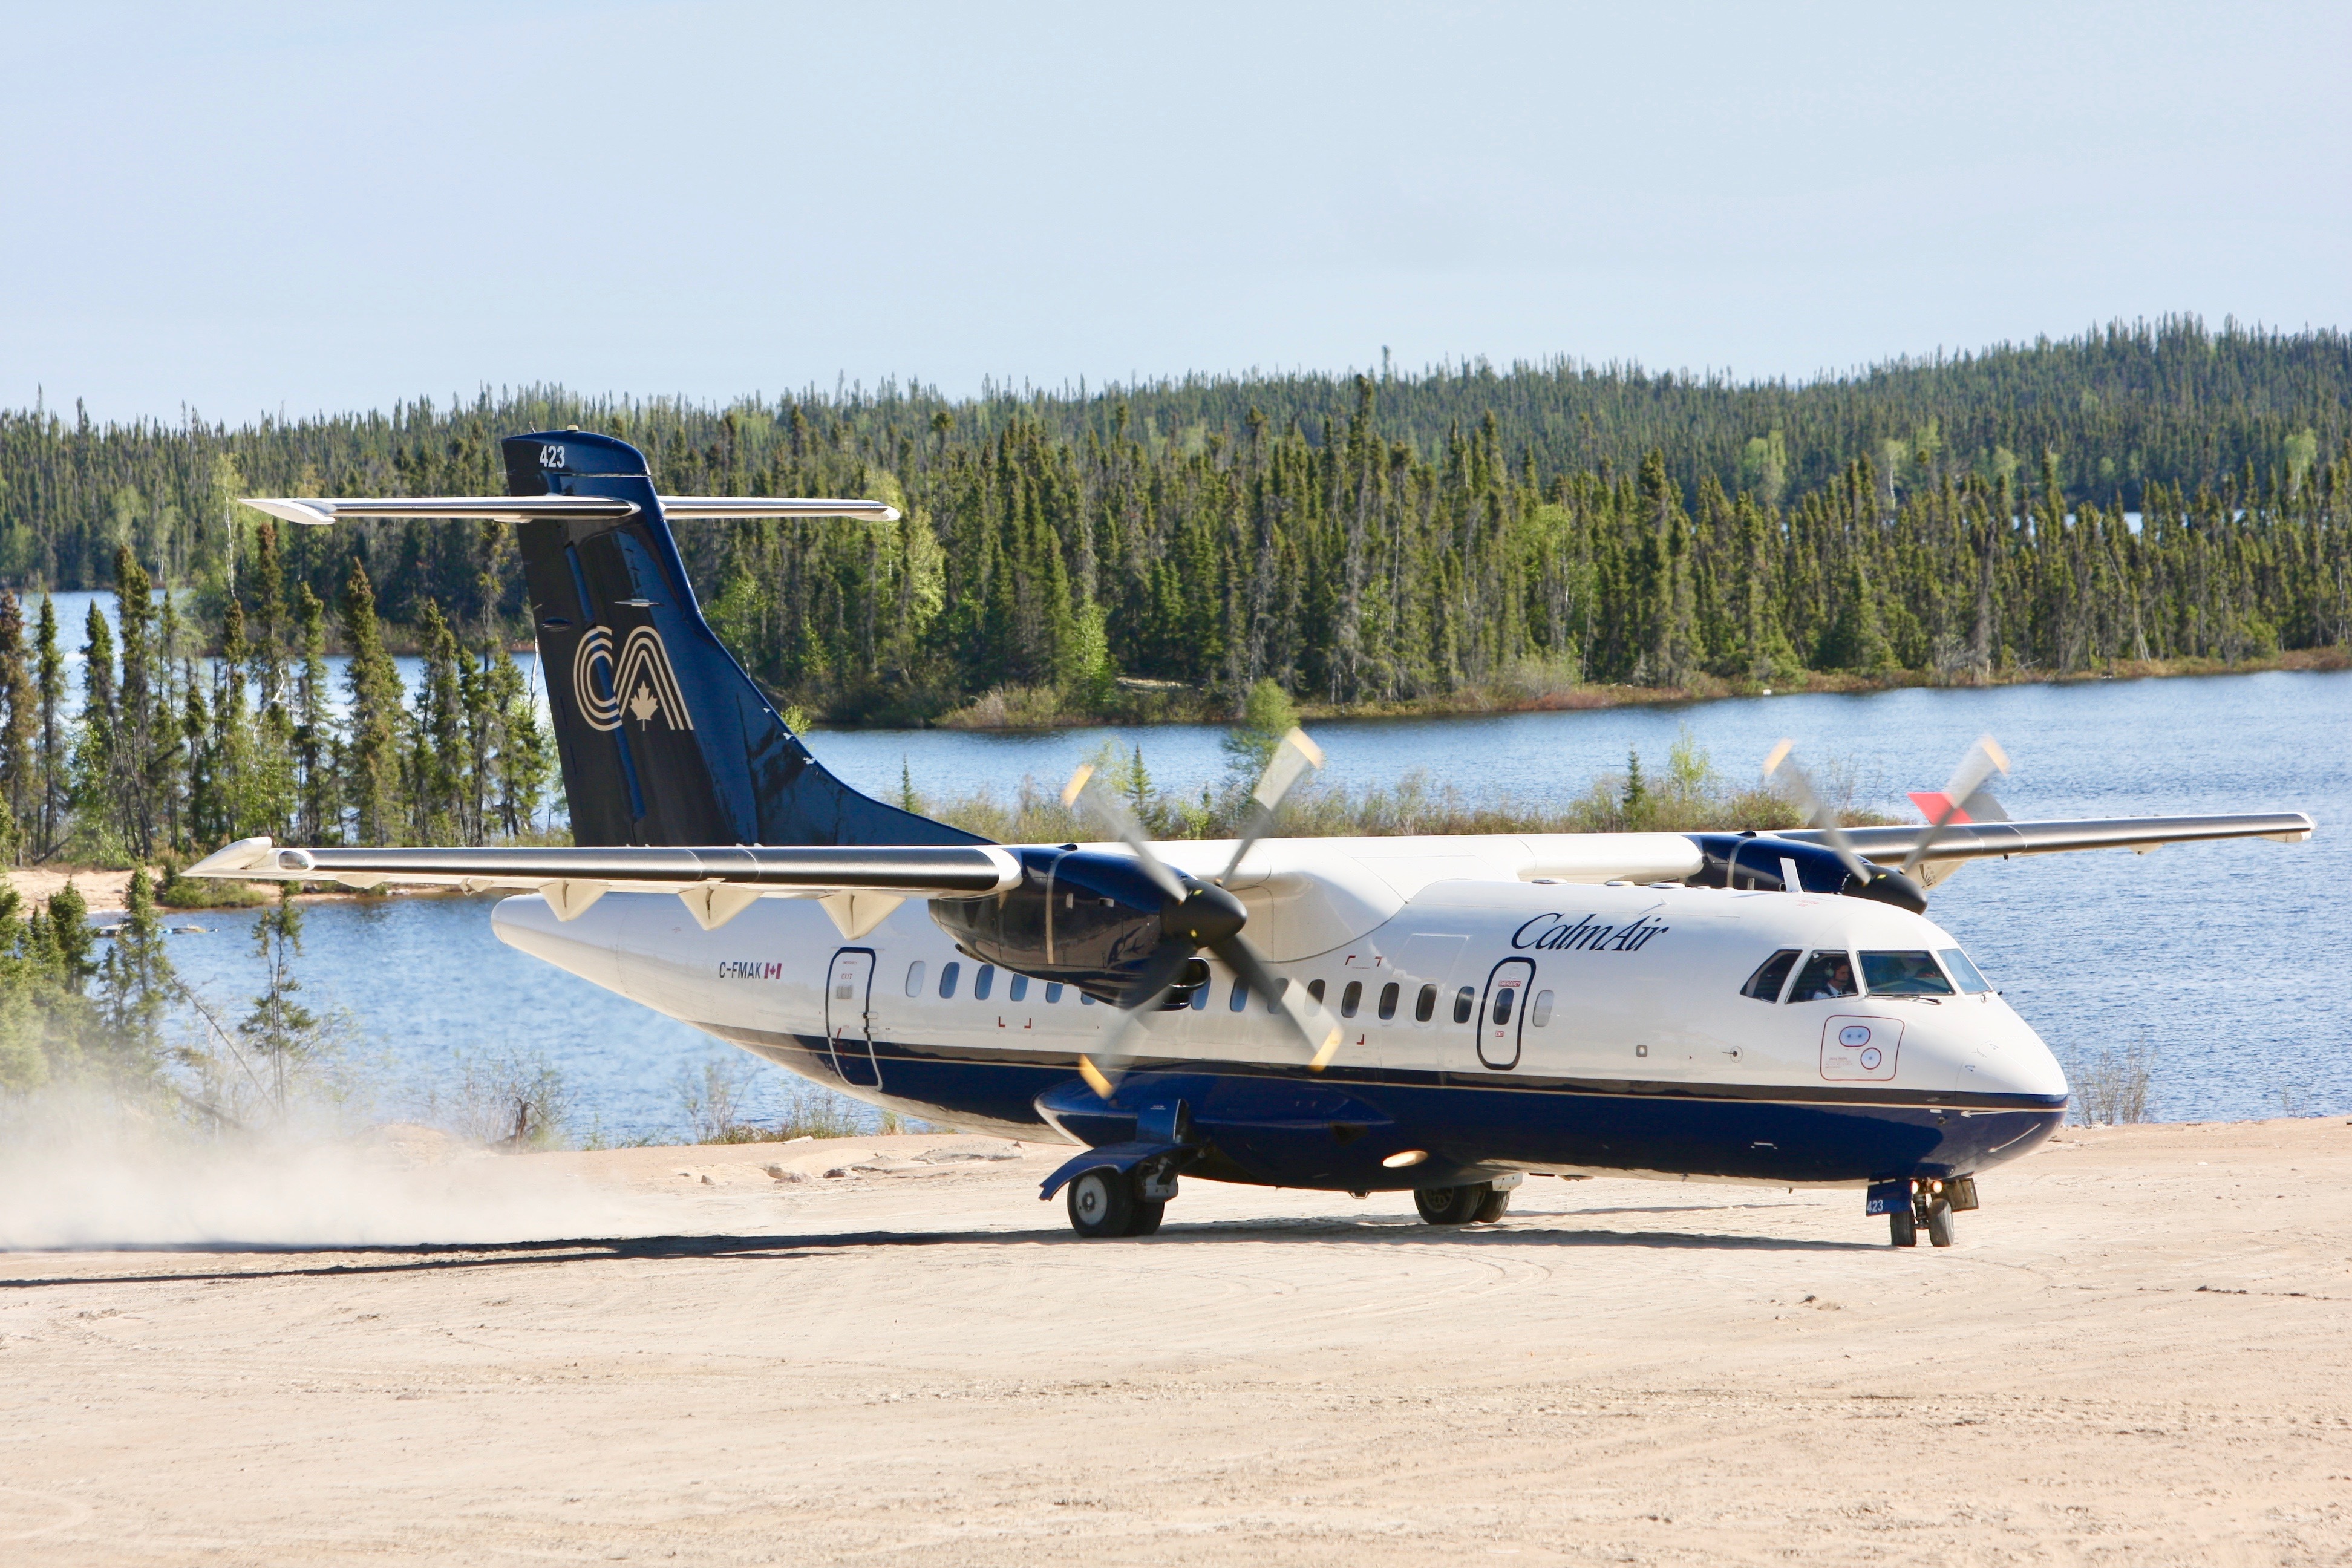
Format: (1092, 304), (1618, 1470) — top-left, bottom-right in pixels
(1889, 1206), (1918, 1247)
(1126, 1200), (1166, 1237)
(1925, 1198), (1956, 1248)
(1472, 1187), (1513, 1223)
(1067, 1169), (1135, 1238)
(1415, 1183), (1489, 1226)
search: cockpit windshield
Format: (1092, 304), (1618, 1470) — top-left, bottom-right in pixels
(1860, 950), (1955, 996)
(1938, 947), (1993, 993)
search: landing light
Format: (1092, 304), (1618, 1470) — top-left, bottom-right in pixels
(1381, 1149), (1429, 1169)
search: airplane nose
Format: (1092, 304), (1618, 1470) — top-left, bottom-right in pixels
(1953, 1018), (2068, 1099)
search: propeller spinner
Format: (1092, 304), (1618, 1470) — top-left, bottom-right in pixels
(1063, 730), (1342, 1098)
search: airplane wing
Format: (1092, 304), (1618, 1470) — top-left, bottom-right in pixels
(1782, 811), (2313, 884)
(186, 837), (1020, 938)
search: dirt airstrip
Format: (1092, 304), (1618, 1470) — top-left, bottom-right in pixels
(3, 1118), (2349, 1566)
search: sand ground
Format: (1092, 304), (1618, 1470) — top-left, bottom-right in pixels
(4, 1118), (2350, 1566)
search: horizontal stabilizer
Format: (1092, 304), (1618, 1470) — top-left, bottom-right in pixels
(240, 494), (900, 528)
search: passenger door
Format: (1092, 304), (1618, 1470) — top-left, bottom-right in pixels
(1475, 957), (1536, 1071)
(825, 947), (882, 1088)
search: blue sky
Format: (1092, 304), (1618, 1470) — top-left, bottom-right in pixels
(5, 2), (2346, 422)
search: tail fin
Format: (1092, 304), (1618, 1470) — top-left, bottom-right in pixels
(501, 431), (981, 849)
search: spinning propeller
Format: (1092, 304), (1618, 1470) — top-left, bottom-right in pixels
(1762, 734), (2013, 906)
(1062, 729), (1342, 1098)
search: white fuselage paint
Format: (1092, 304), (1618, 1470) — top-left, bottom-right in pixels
(491, 845), (2066, 1186)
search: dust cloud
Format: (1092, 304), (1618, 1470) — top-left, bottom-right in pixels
(0, 1101), (669, 1250)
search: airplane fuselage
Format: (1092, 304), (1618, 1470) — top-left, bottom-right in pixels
(494, 849), (2068, 1195)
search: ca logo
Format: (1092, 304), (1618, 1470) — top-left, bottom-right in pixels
(573, 626), (694, 732)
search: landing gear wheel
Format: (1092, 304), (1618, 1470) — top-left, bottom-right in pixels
(1066, 1169), (1136, 1239)
(1889, 1206), (1919, 1246)
(1472, 1186), (1513, 1223)
(1925, 1198), (1956, 1248)
(1415, 1183), (1490, 1226)
(1126, 1200), (1166, 1237)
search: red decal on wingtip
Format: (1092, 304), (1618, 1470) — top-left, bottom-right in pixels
(1907, 790), (1970, 825)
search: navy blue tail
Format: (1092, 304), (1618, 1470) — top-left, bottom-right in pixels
(501, 431), (981, 849)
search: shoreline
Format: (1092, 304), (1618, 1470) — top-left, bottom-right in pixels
(898, 645), (2350, 734)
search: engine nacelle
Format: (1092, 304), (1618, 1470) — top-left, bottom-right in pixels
(927, 846), (1174, 1001)
(1685, 832), (1927, 913)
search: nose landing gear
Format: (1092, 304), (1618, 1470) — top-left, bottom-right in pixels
(1884, 1175), (1975, 1247)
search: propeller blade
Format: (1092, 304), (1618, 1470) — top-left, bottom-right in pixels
(1076, 941), (1196, 1099)
(1207, 932), (1344, 1072)
(1901, 736), (2012, 876)
(1762, 739), (1873, 884)
(1062, 762), (1187, 904)
(1218, 727), (1327, 885)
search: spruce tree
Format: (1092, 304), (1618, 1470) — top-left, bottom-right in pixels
(34, 595), (65, 857)
(292, 583), (334, 843)
(340, 561), (403, 844)
(95, 867), (173, 1081)
(70, 603), (117, 861)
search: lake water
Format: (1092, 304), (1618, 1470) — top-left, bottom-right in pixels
(146, 667), (2351, 1140)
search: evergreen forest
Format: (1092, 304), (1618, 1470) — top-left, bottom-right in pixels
(0, 312), (2342, 863)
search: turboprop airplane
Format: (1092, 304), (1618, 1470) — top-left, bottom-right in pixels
(195, 430), (2317, 1246)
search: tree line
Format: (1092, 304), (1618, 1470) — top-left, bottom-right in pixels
(0, 312), (2343, 731)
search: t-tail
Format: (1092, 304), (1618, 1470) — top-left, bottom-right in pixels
(247, 429), (980, 849)
(502, 431), (979, 848)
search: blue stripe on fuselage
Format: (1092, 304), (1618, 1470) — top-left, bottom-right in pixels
(707, 1027), (2063, 1191)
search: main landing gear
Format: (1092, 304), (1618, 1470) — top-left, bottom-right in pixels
(1886, 1176), (1975, 1247)
(1414, 1177), (1518, 1226)
(1063, 1158), (1183, 1239)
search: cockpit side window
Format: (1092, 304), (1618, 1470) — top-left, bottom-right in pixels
(1938, 947), (1993, 993)
(1741, 949), (1800, 1002)
(1860, 951), (1954, 996)
(1785, 950), (1858, 1003)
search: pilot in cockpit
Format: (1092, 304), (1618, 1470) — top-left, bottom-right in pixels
(1787, 951), (1857, 1003)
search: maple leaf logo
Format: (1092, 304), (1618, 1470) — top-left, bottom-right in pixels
(628, 684), (661, 724)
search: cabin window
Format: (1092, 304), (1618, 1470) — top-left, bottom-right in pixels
(1414, 984), (1438, 1023)
(1491, 988), (1517, 1026)
(1307, 978), (1327, 1004)
(1008, 973), (1028, 1002)
(1453, 985), (1475, 1024)
(1229, 979), (1249, 1012)
(1081, 992), (1096, 1005)
(938, 961), (960, 999)
(1785, 950), (1857, 1002)
(1938, 948), (1993, 994)
(904, 961), (926, 997)
(974, 964), (996, 1001)
(1741, 949), (1800, 1002)
(1189, 980), (1209, 1010)
(1341, 981), (1363, 1018)
(1860, 951), (1953, 996)
(1045, 981), (1064, 1004)
(1377, 982), (1400, 1021)
(1530, 990), (1554, 1026)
